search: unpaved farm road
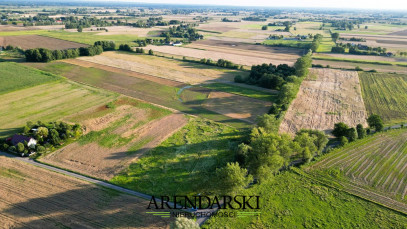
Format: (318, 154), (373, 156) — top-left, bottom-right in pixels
(0, 151), (215, 226)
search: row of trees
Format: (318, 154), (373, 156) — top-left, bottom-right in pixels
(118, 44), (154, 55)
(25, 41), (113, 62)
(214, 114), (328, 195)
(198, 58), (241, 70)
(332, 114), (384, 146)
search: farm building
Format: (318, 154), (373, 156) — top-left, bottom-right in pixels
(8, 134), (37, 148)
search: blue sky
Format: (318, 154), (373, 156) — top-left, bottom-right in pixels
(113, 0), (406, 10)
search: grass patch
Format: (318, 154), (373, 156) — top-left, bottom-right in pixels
(359, 72), (407, 125)
(0, 168), (26, 180)
(205, 171), (407, 228)
(0, 62), (60, 95)
(110, 118), (243, 197)
(203, 83), (277, 102)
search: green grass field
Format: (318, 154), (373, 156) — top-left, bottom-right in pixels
(0, 81), (117, 138)
(205, 171), (407, 228)
(359, 72), (407, 125)
(0, 62), (60, 94)
(203, 83), (277, 102)
(110, 118), (242, 197)
(27, 62), (252, 129)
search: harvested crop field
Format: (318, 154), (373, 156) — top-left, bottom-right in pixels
(309, 128), (407, 204)
(146, 44), (298, 66)
(0, 155), (171, 228)
(359, 72), (407, 124)
(280, 68), (368, 135)
(0, 35), (87, 50)
(203, 91), (272, 123)
(41, 98), (186, 180)
(186, 39), (302, 65)
(77, 51), (243, 84)
(0, 81), (116, 138)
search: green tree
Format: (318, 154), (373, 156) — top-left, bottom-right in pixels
(77, 26), (83, 32)
(332, 122), (349, 138)
(261, 25), (268, 30)
(294, 51), (312, 77)
(296, 129), (328, 155)
(215, 162), (252, 195)
(331, 32), (340, 42)
(367, 114), (384, 132)
(256, 114), (279, 133)
(17, 142), (25, 153)
(340, 136), (349, 146)
(356, 124), (366, 139)
(148, 49), (154, 55)
(346, 127), (358, 142)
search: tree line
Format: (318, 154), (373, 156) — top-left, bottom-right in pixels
(332, 114), (384, 146)
(211, 115), (328, 195)
(25, 41), (115, 62)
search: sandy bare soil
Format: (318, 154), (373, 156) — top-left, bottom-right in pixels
(146, 44), (298, 66)
(203, 91), (272, 123)
(279, 68), (368, 135)
(0, 35), (87, 50)
(41, 109), (188, 180)
(0, 155), (170, 228)
(77, 51), (238, 84)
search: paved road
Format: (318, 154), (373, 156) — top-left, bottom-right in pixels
(0, 151), (215, 225)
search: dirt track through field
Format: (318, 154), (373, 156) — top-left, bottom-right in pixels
(280, 68), (368, 135)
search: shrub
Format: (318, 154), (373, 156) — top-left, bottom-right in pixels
(234, 75), (245, 83)
(340, 136), (348, 146)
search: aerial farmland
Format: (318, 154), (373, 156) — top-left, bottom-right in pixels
(1, 1), (407, 228)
